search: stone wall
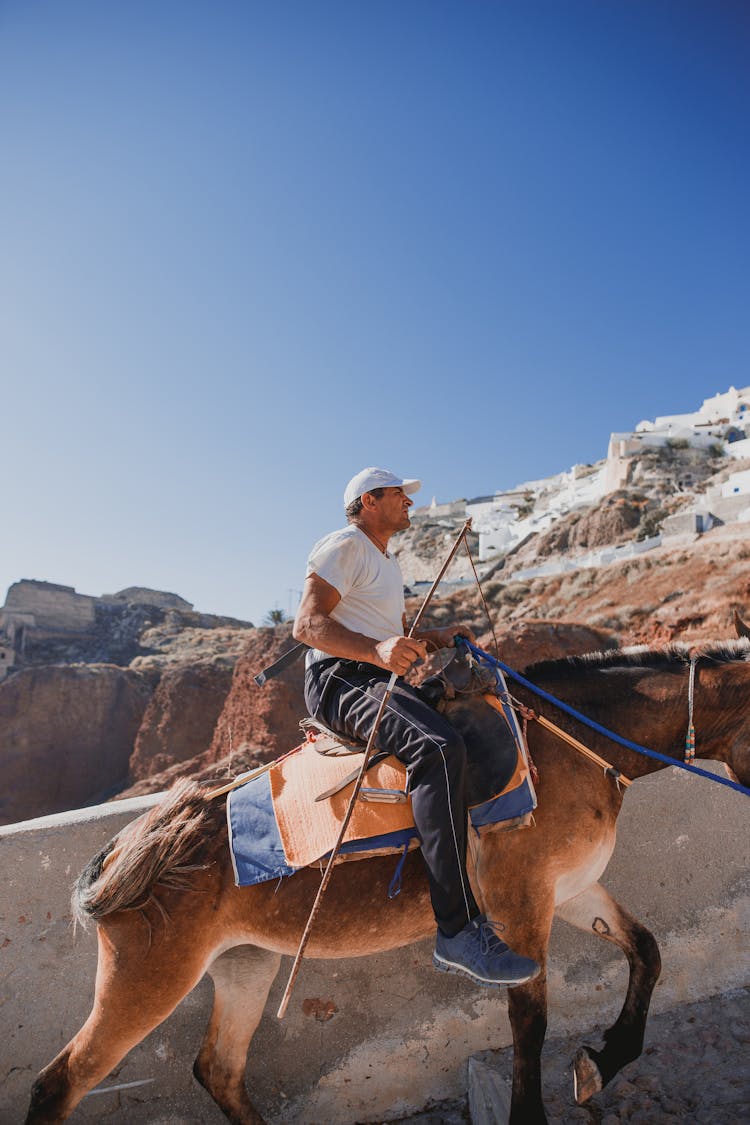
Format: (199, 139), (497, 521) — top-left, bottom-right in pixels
(708, 493), (750, 523)
(3, 580), (97, 632)
(1, 765), (747, 1124)
(0, 581), (253, 669)
(661, 511), (703, 538)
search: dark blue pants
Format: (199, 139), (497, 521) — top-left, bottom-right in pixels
(304, 659), (480, 937)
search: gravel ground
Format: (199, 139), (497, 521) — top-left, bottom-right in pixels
(388, 987), (750, 1124)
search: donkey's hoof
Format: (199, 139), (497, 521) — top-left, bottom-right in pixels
(573, 1047), (602, 1104)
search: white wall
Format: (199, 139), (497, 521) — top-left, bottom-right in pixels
(722, 469), (750, 498)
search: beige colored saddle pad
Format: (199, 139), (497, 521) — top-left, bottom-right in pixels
(269, 736), (415, 869)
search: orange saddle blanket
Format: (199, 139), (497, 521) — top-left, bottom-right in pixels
(270, 734), (417, 869)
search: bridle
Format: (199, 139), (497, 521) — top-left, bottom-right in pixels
(685, 654), (698, 764)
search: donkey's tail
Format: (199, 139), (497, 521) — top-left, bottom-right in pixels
(72, 780), (224, 926)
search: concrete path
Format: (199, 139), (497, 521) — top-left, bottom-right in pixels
(392, 986), (750, 1125)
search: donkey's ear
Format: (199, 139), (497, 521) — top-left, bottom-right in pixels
(733, 609), (750, 639)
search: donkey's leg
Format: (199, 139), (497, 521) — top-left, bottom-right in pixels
(26, 919), (219, 1124)
(556, 881), (661, 1104)
(507, 971), (549, 1125)
(193, 944), (282, 1125)
(478, 880), (553, 1125)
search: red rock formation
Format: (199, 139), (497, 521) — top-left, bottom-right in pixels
(440, 523), (750, 647)
(207, 626), (306, 765)
(129, 663), (234, 780)
(489, 620), (618, 669)
(0, 664), (154, 825)
(118, 628), (307, 798)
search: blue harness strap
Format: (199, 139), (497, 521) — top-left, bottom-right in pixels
(457, 639), (750, 800)
(387, 842), (411, 899)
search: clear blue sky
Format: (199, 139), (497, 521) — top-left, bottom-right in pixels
(2, 1), (748, 624)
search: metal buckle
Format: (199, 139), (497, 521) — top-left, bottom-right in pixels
(360, 787), (408, 804)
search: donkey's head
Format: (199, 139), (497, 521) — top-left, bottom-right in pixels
(697, 628), (750, 788)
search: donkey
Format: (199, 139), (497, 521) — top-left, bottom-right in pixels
(25, 641), (750, 1124)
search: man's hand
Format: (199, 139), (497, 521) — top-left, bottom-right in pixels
(374, 635), (428, 675)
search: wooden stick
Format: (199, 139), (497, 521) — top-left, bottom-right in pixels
(206, 742), (306, 801)
(205, 762), (275, 801)
(532, 713), (632, 786)
(276, 519), (472, 1019)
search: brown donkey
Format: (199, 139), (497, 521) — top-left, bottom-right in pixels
(25, 641), (750, 1124)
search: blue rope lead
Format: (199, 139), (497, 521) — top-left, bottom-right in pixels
(459, 639), (750, 800)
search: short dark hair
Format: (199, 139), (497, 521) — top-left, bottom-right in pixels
(346, 486), (384, 521)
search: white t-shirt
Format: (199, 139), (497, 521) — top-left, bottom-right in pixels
(305, 524), (405, 665)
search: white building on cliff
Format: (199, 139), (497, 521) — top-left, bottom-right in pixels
(463, 384), (750, 563)
(605, 384), (750, 492)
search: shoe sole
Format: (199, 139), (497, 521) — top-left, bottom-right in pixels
(432, 952), (539, 987)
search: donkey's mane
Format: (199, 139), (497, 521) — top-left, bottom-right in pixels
(524, 637), (750, 679)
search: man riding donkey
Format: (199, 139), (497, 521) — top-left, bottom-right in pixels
(294, 466), (540, 987)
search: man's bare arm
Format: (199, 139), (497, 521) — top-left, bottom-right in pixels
(294, 574), (427, 675)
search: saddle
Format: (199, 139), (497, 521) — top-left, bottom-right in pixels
(298, 716), (408, 804)
(226, 650), (537, 889)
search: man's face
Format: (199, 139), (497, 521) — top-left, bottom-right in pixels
(370, 485), (413, 531)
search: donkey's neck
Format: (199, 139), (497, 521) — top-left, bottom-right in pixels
(530, 665), (691, 780)
(523, 641), (750, 784)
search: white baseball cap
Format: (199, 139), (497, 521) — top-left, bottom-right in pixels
(343, 467), (421, 509)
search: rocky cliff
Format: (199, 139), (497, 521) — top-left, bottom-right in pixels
(0, 664), (155, 823)
(128, 663), (235, 780)
(459, 522), (749, 645)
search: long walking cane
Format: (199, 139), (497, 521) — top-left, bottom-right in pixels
(276, 518), (472, 1019)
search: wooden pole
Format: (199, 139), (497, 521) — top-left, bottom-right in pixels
(276, 519), (472, 1018)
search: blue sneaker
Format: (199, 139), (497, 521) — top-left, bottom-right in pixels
(433, 915), (540, 987)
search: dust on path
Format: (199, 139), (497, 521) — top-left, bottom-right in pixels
(390, 986), (750, 1124)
